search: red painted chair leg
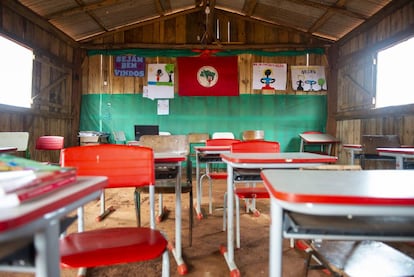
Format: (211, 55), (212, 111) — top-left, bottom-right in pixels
(177, 263), (188, 275)
(156, 207), (170, 223)
(219, 244), (227, 255)
(95, 206), (115, 222)
(230, 269), (241, 277)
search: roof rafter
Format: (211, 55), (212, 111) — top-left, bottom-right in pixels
(242, 0), (257, 17)
(45, 0), (123, 20)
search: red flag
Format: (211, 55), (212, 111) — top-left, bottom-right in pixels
(177, 56), (239, 96)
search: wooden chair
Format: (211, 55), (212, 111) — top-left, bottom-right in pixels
(242, 130), (265, 141)
(188, 132), (209, 174)
(59, 144), (170, 277)
(223, 140), (280, 248)
(360, 134), (400, 169)
(199, 138), (240, 214)
(137, 135), (193, 246)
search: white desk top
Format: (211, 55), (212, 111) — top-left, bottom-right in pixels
(221, 152), (337, 165)
(0, 176), (107, 233)
(377, 147), (414, 155)
(299, 133), (339, 144)
(261, 169), (414, 215)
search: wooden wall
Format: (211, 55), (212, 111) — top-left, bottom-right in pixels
(2, 0), (414, 166)
(0, 1), (84, 163)
(83, 54), (328, 95)
(331, 1), (414, 164)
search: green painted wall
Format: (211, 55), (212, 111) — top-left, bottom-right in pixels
(80, 94), (327, 152)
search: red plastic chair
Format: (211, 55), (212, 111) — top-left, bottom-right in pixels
(199, 138), (240, 215)
(35, 135), (64, 165)
(223, 140), (280, 248)
(59, 144), (170, 276)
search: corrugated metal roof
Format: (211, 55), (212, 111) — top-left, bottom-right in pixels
(17, 0), (393, 43)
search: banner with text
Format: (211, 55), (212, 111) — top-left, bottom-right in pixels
(114, 55), (145, 77)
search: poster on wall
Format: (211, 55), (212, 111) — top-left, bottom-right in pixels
(147, 64), (175, 99)
(252, 63), (287, 90)
(177, 56), (239, 96)
(157, 99), (169, 115)
(291, 66), (327, 91)
(114, 55), (145, 77)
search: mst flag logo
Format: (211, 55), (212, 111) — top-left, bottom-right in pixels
(177, 56), (238, 96)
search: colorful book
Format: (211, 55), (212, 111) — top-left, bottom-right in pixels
(0, 173), (77, 208)
(0, 169), (76, 196)
(0, 154), (77, 208)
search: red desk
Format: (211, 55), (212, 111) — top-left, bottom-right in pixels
(194, 145), (231, 218)
(377, 147), (414, 169)
(219, 152), (337, 276)
(0, 176), (107, 277)
(261, 169), (414, 277)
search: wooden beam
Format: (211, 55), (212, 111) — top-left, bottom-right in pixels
(339, 0), (413, 46)
(1, 0), (77, 46)
(74, 0), (109, 32)
(79, 6), (203, 42)
(82, 41), (327, 50)
(45, 0), (123, 20)
(154, 0), (166, 16)
(308, 0), (347, 36)
(288, 0), (368, 20)
(242, 0), (257, 17)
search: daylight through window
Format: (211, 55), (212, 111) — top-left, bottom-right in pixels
(376, 37), (414, 108)
(0, 35), (33, 108)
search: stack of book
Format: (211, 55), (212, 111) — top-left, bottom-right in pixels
(0, 154), (77, 208)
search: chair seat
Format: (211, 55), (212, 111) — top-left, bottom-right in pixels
(36, 136), (64, 150)
(208, 172), (227, 179)
(235, 187), (269, 199)
(60, 227), (167, 268)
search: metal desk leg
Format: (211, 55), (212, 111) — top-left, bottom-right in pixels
(34, 219), (60, 277)
(170, 163), (188, 275)
(269, 198), (283, 277)
(220, 165), (240, 276)
(349, 149), (355, 165)
(195, 151), (203, 219)
(395, 156), (404, 169)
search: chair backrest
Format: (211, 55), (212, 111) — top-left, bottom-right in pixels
(242, 130), (265, 141)
(212, 132), (235, 139)
(60, 144), (155, 189)
(36, 136), (64, 150)
(139, 135), (189, 155)
(361, 135), (400, 155)
(206, 138), (240, 146)
(231, 140), (280, 153)
(0, 132), (29, 151)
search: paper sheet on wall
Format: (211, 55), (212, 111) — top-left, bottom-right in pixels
(147, 64), (174, 99)
(157, 99), (169, 115)
(252, 63), (287, 90)
(291, 66), (327, 91)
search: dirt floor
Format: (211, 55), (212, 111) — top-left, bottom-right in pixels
(2, 177), (414, 277)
